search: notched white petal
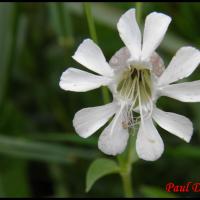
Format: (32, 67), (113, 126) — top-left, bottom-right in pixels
(59, 68), (111, 92)
(136, 118), (164, 161)
(141, 12), (171, 61)
(158, 47), (200, 86)
(73, 102), (118, 138)
(117, 8), (142, 60)
(72, 39), (113, 77)
(98, 109), (129, 156)
(153, 107), (193, 143)
(160, 80), (200, 102)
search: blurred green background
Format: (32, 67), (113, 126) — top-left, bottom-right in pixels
(0, 2), (200, 198)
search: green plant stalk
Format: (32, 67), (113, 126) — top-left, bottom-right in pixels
(118, 3), (143, 197)
(118, 132), (136, 197)
(83, 3), (110, 104)
(135, 2), (143, 25)
(121, 169), (133, 197)
(83, 3), (98, 43)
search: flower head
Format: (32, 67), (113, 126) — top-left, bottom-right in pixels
(59, 8), (200, 161)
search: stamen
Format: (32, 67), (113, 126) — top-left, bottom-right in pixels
(117, 63), (153, 129)
(137, 70), (145, 127)
(141, 74), (153, 118)
(110, 101), (125, 136)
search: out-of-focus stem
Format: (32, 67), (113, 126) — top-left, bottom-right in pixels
(83, 3), (98, 43)
(136, 2), (143, 25)
(83, 3), (110, 104)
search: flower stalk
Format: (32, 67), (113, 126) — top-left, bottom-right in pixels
(136, 2), (143, 25)
(118, 129), (137, 197)
(121, 169), (133, 197)
(83, 3), (98, 44)
(83, 3), (110, 104)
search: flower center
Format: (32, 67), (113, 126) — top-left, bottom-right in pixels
(117, 63), (153, 128)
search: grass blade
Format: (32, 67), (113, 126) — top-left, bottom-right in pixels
(0, 135), (99, 164)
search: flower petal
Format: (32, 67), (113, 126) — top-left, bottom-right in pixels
(109, 47), (131, 71)
(98, 108), (129, 156)
(117, 8), (141, 60)
(59, 68), (111, 92)
(72, 39), (113, 76)
(73, 102), (118, 138)
(160, 80), (200, 102)
(150, 52), (165, 77)
(136, 118), (164, 161)
(153, 107), (193, 142)
(141, 12), (171, 61)
(158, 47), (200, 86)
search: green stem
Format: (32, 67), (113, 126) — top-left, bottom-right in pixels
(118, 133), (136, 197)
(83, 3), (98, 43)
(135, 2), (143, 25)
(83, 3), (110, 104)
(121, 169), (133, 198)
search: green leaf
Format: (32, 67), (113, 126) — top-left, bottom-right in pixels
(86, 158), (119, 192)
(27, 132), (97, 147)
(140, 185), (177, 198)
(0, 134), (99, 164)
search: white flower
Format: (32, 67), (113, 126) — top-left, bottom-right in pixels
(59, 8), (200, 161)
